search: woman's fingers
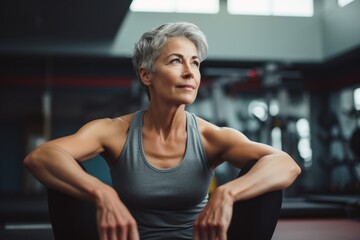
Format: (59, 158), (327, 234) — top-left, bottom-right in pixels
(207, 224), (216, 239)
(193, 187), (234, 240)
(194, 220), (208, 240)
(128, 220), (140, 240)
(109, 227), (118, 240)
(117, 223), (127, 240)
(98, 209), (137, 240)
(95, 187), (139, 240)
(194, 219), (226, 240)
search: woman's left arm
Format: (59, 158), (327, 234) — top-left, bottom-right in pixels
(221, 141), (301, 202)
(193, 126), (301, 240)
(206, 125), (301, 200)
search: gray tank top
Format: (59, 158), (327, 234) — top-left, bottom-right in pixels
(110, 110), (214, 240)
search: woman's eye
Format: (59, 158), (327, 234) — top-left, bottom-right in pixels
(171, 58), (182, 64)
(191, 61), (200, 68)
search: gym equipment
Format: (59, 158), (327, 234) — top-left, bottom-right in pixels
(350, 127), (360, 157)
(349, 107), (360, 157)
(317, 107), (360, 193)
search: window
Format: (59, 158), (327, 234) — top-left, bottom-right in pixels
(296, 118), (312, 167)
(228, 0), (313, 17)
(354, 88), (360, 111)
(271, 127), (282, 150)
(338, 0), (354, 7)
(130, 0), (219, 14)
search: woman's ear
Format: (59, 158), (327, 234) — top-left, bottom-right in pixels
(139, 67), (152, 86)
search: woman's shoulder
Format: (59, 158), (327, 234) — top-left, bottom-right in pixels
(113, 112), (136, 128)
(82, 112), (137, 160)
(80, 112), (136, 136)
(194, 115), (247, 143)
(193, 116), (224, 144)
(194, 116), (221, 134)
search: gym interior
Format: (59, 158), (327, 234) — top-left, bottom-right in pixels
(1, 0), (360, 239)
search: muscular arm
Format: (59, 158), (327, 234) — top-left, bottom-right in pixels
(218, 130), (300, 201)
(202, 123), (301, 200)
(23, 117), (139, 240)
(24, 119), (111, 201)
(24, 143), (105, 201)
(194, 121), (301, 240)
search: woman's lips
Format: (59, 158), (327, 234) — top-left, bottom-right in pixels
(177, 84), (195, 90)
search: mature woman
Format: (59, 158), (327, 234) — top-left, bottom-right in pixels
(24, 22), (301, 240)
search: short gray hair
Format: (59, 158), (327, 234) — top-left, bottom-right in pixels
(132, 22), (208, 100)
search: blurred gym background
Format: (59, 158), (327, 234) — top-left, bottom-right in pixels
(1, 0), (360, 239)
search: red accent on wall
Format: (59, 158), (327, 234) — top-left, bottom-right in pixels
(0, 76), (134, 88)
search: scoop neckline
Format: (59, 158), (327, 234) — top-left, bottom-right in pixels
(138, 110), (189, 173)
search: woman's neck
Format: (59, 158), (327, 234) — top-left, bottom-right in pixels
(143, 104), (186, 141)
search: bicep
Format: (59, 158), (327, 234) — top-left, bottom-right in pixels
(44, 121), (106, 162)
(219, 128), (279, 168)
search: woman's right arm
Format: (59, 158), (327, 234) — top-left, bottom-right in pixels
(24, 141), (108, 201)
(23, 118), (139, 240)
(24, 118), (112, 201)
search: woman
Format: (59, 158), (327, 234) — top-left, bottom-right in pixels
(24, 22), (301, 240)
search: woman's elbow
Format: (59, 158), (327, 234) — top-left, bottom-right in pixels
(23, 148), (44, 171)
(283, 161), (301, 188)
(293, 163), (302, 177)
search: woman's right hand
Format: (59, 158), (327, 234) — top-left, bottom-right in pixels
(93, 185), (140, 240)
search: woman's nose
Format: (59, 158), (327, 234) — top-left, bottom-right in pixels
(182, 62), (194, 79)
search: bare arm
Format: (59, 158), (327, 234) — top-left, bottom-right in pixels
(200, 123), (301, 199)
(216, 128), (301, 200)
(24, 143), (104, 200)
(24, 119), (112, 200)
(23, 118), (139, 240)
(194, 123), (301, 240)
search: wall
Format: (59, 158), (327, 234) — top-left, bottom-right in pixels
(0, 120), (25, 192)
(2, 1), (359, 63)
(321, 0), (360, 59)
(111, 1), (323, 62)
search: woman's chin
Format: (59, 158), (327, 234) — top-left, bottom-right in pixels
(179, 96), (196, 105)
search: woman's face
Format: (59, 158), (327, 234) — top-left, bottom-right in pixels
(146, 37), (201, 105)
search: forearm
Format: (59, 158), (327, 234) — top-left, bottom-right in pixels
(23, 144), (107, 203)
(219, 153), (301, 202)
(24, 144), (140, 239)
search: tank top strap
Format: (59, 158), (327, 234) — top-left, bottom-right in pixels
(185, 111), (211, 172)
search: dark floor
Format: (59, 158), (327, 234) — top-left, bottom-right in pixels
(2, 218), (360, 240)
(273, 218), (360, 240)
(1, 223), (54, 240)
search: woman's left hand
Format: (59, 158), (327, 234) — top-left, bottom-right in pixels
(193, 187), (234, 240)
